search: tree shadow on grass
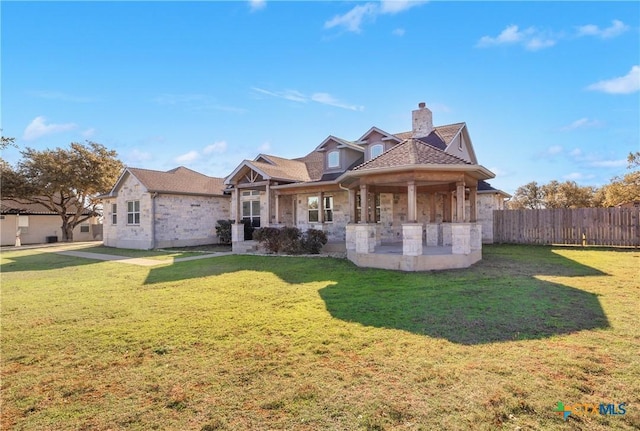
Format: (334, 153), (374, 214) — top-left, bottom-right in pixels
(0, 249), (98, 273)
(143, 246), (613, 345)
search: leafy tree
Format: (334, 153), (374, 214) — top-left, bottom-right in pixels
(628, 151), (640, 169)
(508, 181), (544, 209)
(599, 171), (640, 207)
(1, 142), (124, 241)
(1, 135), (16, 150)
(541, 180), (595, 208)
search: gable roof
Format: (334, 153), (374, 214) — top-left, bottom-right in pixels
(106, 166), (228, 197)
(225, 155), (312, 184)
(394, 122), (466, 150)
(315, 135), (364, 152)
(478, 180), (512, 198)
(354, 139), (471, 171)
(357, 127), (403, 144)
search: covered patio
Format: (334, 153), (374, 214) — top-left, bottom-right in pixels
(339, 139), (493, 271)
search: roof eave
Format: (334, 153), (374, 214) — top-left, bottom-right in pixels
(345, 164), (495, 180)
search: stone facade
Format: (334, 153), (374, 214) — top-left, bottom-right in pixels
(103, 173), (230, 250)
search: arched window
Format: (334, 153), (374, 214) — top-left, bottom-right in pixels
(328, 151), (340, 168)
(370, 144), (384, 159)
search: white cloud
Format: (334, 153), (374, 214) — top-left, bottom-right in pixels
(587, 66), (640, 94)
(249, 0), (266, 12)
(311, 93), (364, 111)
(560, 118), (603, 131)
(569, 148), (582, 157)
(324, 1), (426, 33)
(380, 0), (425, 14)
(253, 87), (364, 111)
(577, 19), (628, 39)
(547, 145), (563, 155)
(203, 141), (227, 154)
(324, 3), (376, 33)
(589, 159), (627, 168)
(258, 141), (271, 152)
(127, 149), (154, 163)
(477, 25), (556, 51)
(392, 28), (405, 37)
(22, 116), (77, 141)
(153, 93), (246, 113)
(175, 150), (200, 164)
(81, 128), (96, 138)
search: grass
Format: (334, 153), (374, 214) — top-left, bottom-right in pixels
(1, 245), (638, 430)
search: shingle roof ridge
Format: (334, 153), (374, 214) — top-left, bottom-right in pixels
(353, 139), (412, 170)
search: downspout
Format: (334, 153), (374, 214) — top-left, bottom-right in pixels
(151, 192), (158, 249)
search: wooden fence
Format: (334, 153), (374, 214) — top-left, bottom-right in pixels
(493, 208), (640, 247)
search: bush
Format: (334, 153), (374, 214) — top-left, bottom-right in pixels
(215, 220), (233, 245)
(253, 226), (326, 254)
(253, 227), (282, 253)
(301, 228), (328, 254)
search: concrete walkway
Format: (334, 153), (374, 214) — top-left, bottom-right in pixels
(2, 242), (234, 267)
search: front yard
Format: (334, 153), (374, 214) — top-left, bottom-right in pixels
(1, 245), (638, 430)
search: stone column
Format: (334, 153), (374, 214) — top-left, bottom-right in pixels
(348, 188), (356, 223)
(452, 223), (471, 255)
(346, 223), (357, 251)
(443, 192), (451, 222)
(318, 191), (324, 224)
(233, 187), (240, 223)
(265, 181), (271, 226)
(403, 223), (423, 256)
(274, 192), (280, 225)
(407, 181), (417, 223)
(456, 181), (465, 223)
(359, 184), (368, 223)
(442, 223), (453, 246)
(469, 186), (477, 223)
(355, 224), (376, 253)
(425, 223), (438, 247)
(430, 193), (437, 223)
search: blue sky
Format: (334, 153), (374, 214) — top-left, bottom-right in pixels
(2, 1), (639, 194)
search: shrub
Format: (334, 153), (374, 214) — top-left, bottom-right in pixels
(301, 228), (328, 254)
(253, 227), (282, 253)
(280, 226), (302, 254)
(215, 220), (232, 245)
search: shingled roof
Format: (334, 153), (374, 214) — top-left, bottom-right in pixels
(394, 123), (465, 150)
(1, 198), (93, 215)
(354, 139), (470, 171)
(126, 167), (227, 196)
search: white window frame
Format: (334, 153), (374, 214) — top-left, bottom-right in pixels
(127, 200), (140, 225)
(327, 151), (340, 168)
(111, 203), (117, 225)
(370, 143), (384, 159)
(308, 196), (319, 222)
(323, 196), (334, 223)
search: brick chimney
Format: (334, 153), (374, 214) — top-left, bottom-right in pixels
(412, 102), (433, 138)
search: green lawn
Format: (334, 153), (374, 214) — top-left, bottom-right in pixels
(1, 245), (638, 430)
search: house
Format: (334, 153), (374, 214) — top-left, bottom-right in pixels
(224, 102), (510, 270)
(1, 199), (100, 246)
(100, 166), (229, 249)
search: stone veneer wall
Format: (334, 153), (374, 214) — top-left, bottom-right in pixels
(295, 191), (350, 241)
(154, 194), (230, 248)
(477, 193), (505, 243)
(103, 175), (153, 249)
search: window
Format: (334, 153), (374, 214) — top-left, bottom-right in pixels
(327, 151), (340, 168)
(370, 144), (384, 159)
(242, 190), (260, 197)
(111, 203), (117, 225)
(80, 224), (90, 233)
(308, 196), (319, 222)
(323, 196), (334, 222)
(127, 200), (140, 224)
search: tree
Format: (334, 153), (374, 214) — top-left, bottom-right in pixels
(1, 135), (16, 150)
(1, 142), (124, 241)
(508, 181), (544, 209)
(541, 180), (595, 208)
(628, 151), (640, 169)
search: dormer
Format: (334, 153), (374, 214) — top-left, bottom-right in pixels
(356, 127), (402, 162)
(315, 136), (364, 173)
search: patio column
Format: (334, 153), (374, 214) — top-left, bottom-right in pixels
(359, 184), (368, 223)
(348, 188), (356, 223)
(443, 192), (451, 222)
(233, 187), (241, 223)
(427, 193), (435, 223)
(265, 180), (271, 226)
(318, 191), (324, 224)
(274, 191), (280, 225)
(456, 181), (465, 222)
(407, 181), (417, 223)
(469, 186), (477, 223)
